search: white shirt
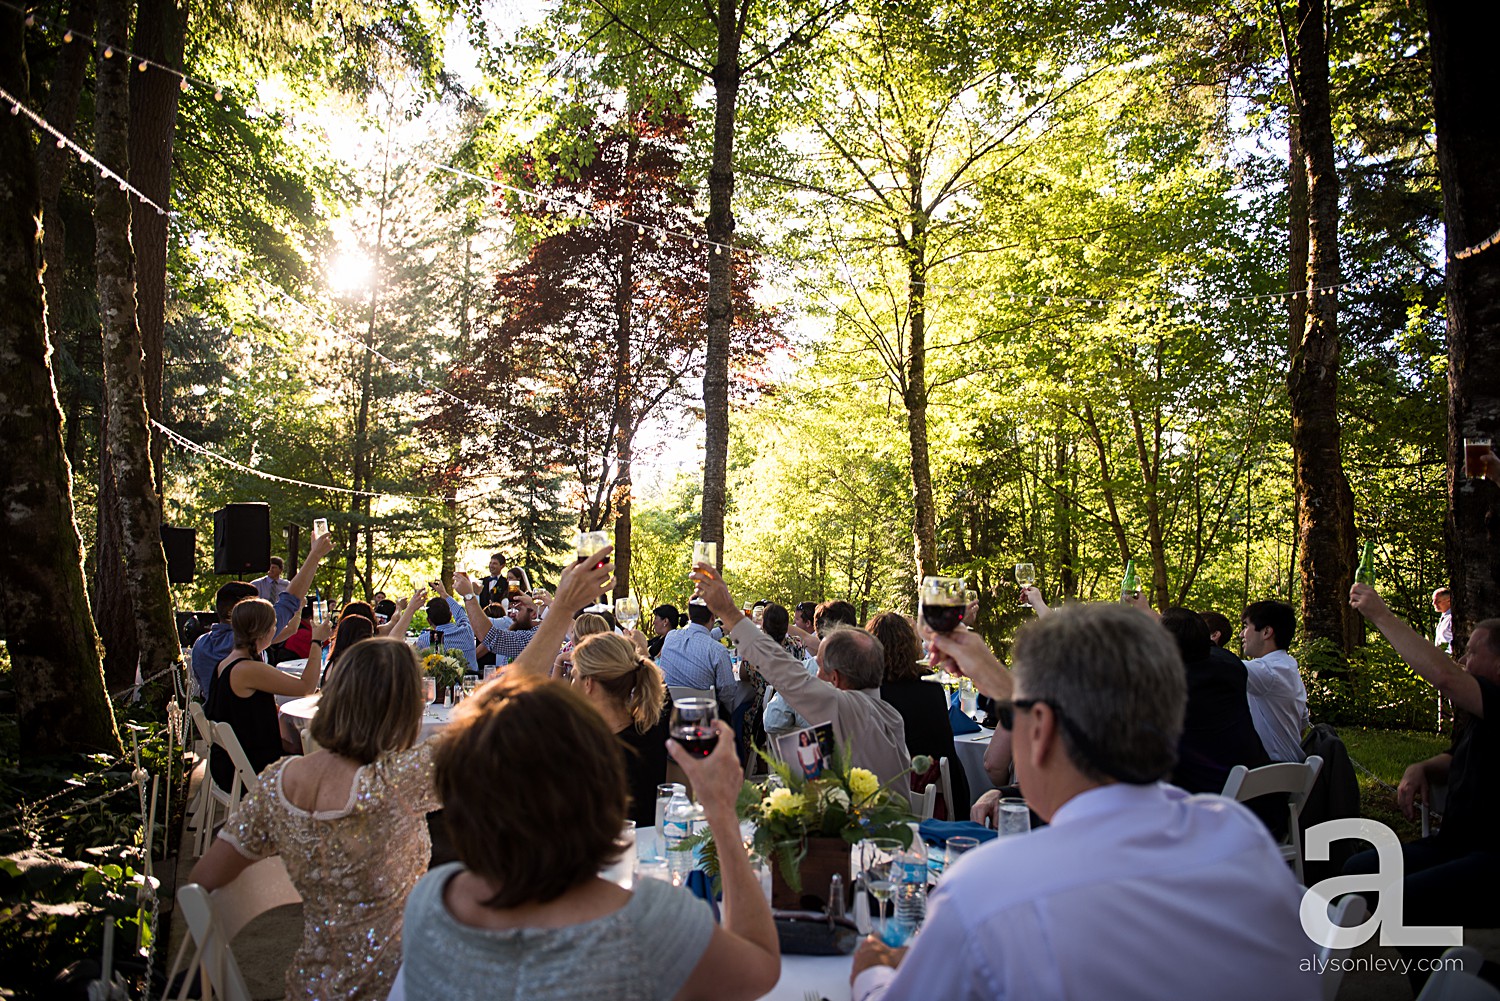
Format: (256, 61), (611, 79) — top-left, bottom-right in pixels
(1243, 649), (1309, 762)
(1436, 610), (1453, 653)
(853, 783), (1319, 1001)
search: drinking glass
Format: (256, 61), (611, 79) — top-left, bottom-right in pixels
(482, 666), (496, 683)
(615, 595), (641, 630)
(422, 676), (436, 703)
(1015, 563), (1036, 606)
(920, 576), (967, 633)
(859, 839), (902, 936)
(577, 531), (610, 566)
(313, 517), (329, 537)
(669, 698), (718, 760)
(311, 598), (327, 626)
(1466, 437), (1493, 479)
(998, 797), (1032, 836)
(946, 836), (980, 872)
(692, 540), (718, 570)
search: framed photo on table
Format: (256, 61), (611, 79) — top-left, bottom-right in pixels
(774, 721), (835, 780)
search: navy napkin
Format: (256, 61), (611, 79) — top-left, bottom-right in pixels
(919, 818), (998, 847)
(948, 691), (981, 735)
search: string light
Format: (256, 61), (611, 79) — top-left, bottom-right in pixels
(1453, 225), (1500, 262)
(11, 4), (1429, 313)
(0, 84), (169, 217)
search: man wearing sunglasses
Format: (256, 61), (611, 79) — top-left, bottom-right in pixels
(851, 603), (1317, 1001)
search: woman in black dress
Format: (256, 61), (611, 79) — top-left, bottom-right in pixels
(868, 611), (971, 817)
(569, 632), (671, 826)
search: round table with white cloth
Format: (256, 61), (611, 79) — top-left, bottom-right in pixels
(278, 693), (454, 742)
(953, 727), (997, 801)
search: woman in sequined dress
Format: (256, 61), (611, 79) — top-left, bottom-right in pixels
(189, 637), (439, 1000)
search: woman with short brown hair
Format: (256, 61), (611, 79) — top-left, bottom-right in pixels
(190, 637), (439, 1000)
(398, 674), (779, 1001)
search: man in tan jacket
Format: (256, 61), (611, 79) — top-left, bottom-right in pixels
(692, 565), (911, 794)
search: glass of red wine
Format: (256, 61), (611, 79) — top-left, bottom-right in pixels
(670, 698), (719, 759)
(921, 576), (968, 634)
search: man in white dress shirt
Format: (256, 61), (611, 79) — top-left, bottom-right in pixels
(851, 603), (1319, 1001)
(1240, 600), (1309, 762)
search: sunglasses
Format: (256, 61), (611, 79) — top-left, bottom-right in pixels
(994, 698), (1041, 731)
(995, 697), (1164, 785)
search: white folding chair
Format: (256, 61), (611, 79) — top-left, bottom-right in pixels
(185, 702), (217, 857)
(1422, 781), (1450, 839)
(1221, 755), (1323, 883)
(1314, 894), (1368, 1001)
(1417, 945), (1499, 1001)
(170, 857), (302, 1001)
(938, 756), (956, 821)
(210, 722), (262, 822)
(907, 783), (937, 821)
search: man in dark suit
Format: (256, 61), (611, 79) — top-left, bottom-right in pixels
(1160, 607), (1271, 796)
(477, 552), (508, 607)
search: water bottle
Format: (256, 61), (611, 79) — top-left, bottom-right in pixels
(893, 822), (928, 938)
(664, 787), (700, 884)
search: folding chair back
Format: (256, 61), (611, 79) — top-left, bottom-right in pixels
(1222, 756), (1323, 882)
(175, 857), (301, 1001)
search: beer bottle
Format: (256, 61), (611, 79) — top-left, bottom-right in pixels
(1355, 541), (1375, 586)
(1120, 560), (1140, 602)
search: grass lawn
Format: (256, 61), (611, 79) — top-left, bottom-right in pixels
(1338, 725), (1451, 842)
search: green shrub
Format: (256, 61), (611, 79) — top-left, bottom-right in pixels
(1303, 640), (1441, 733)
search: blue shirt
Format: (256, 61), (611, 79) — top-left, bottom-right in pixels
(655, 623), (736, 694)
(418, 598), (478, 671)
(191, 588), (303, 697)
(853, 783), (1318, 1001)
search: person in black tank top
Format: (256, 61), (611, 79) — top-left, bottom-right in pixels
(569, 633), (671, 826)
(206, 598), (325, 789)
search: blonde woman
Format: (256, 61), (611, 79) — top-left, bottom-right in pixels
(569, 632), (670, 825)
(190, 638), (440, 1000)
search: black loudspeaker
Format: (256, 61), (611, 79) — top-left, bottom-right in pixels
(160, 525), (196, 583)
(213, 503), (270, 576)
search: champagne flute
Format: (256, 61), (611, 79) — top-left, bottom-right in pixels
(862, 838), (902, 932)
(669, 698), (718, 760)
(920, 576), (967, 633)
(1014, 563), (1036, 606)
(615, 595), (641, 630)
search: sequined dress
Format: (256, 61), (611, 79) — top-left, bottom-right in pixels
(219, 741), (439, 1000)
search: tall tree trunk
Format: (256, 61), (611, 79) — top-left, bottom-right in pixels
(95, 419), (138, 689)
(1289, 0), (1355, 662)
(93, 0), (183, 695)
(1053, 432), (1076, 599)
(699, 0), (744, 573)
(345, 144), (390, 603)
(440, 491), (458, 585)
(1428, 0), (1500, 647)
(0, 11), (122, 756)
(128, 0), (185, 495)
(612, 169), (638, 601)
(903, 198), (938, 581)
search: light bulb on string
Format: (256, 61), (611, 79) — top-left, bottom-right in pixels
(64, 30), (73, 42)
(179, 77), (189, 92)
(25, 13), (34, 25)
(214, 89), (223, 101)
(56, 137), (65, 147)
(138, 60), (149, 72)
(103, 46), (113, 58)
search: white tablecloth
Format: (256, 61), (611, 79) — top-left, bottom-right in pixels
(273, 659), (312, 706)
(279, 692), (454, 741)
(953, 728), (996, 800)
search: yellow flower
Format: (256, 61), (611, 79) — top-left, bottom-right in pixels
(766, 788), (806, 816)
(848, 768), (879, 802)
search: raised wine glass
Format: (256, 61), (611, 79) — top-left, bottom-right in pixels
(615, 595), (641, 630)
(669, 698), (719, 761)
(920, 576), (967, 633)
(577, 531), (610, 567)
(1014, 563), (1036, 606)
(692, 540), (718, 572)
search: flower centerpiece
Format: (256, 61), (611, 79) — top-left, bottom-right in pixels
(420, 648), (466, 698)
(692, 745), (926, 908)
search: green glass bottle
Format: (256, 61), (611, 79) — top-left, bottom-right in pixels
(1355, 541), (1375, 586)
(1120, 559), (1140, 602)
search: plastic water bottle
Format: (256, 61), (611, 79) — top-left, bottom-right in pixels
(663, 787), (701, 884)
(893, 822), (928, 939)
